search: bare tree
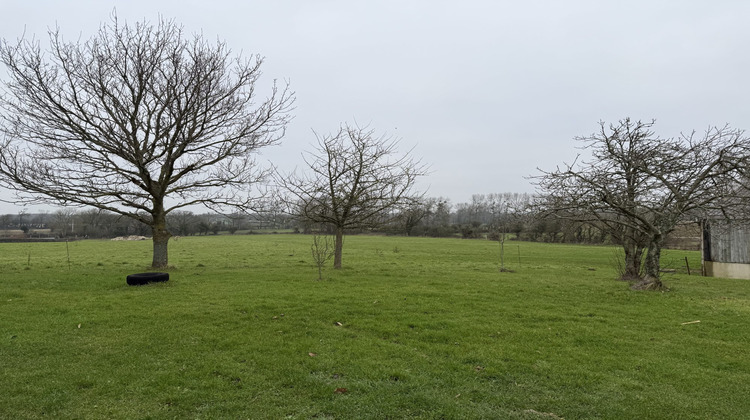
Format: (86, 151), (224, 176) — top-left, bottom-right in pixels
(277, 123), (427, 269)
(76, 208), (111, 238)
(396, 199), (432, 236)
(0, 15), (293, 267)
(311, 234), (335, 280)
(534, 118), (748, 290)
(389, 196), (454, 237)
(0, 213), (12, 229)
(167, 210), (198, 237)
(486, 193), (530, 272)
(51, 208), (77, 238)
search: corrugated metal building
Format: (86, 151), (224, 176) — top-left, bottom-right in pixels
(702, 219), (750, 279)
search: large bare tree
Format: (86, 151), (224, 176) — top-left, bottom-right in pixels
(535, 118), (748, 290)
(0, 15), (293, 267)
(277, 123), (427, 269)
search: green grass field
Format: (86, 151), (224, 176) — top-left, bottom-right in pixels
(1, 235), (748, 419)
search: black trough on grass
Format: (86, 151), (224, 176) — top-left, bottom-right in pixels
(126, 272), (169, 286)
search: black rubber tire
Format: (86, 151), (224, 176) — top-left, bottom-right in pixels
(126, 272), (169, 286)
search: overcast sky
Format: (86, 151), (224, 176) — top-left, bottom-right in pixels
(1, 0), (749, 214)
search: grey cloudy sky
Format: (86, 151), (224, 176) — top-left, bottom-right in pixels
(1, 0), (749, 214)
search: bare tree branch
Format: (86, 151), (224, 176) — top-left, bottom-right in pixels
(533, 118), (749, 289)
(276, 123), (427, 268)
(0, 14), (294, 267)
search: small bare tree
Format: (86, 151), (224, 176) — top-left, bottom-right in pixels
(277, 123), (427, 269)
(311, 233), (334, 280)
(0, 15), (293, 267)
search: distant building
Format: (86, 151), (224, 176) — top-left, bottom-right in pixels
(702, 219), (750, 279)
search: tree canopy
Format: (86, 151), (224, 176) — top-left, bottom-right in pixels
(277, 123), (427, 268)
(535, 118), (749, 289)
(0, 14), (293, 267)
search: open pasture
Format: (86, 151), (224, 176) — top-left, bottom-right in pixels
(1, 235), (748, 419)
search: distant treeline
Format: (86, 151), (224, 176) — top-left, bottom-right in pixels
(0, 192), (700, 249)
(0, 209), (291, 239)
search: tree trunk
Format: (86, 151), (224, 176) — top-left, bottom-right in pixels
(637, 237), (665, 290)
(644, 240), (662, 280)
(151, 210), (171, 269)
(621, 241), (644, 281)
(333, 226), (344, 269)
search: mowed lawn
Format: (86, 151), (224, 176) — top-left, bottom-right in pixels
(1, 235), (748, 419)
